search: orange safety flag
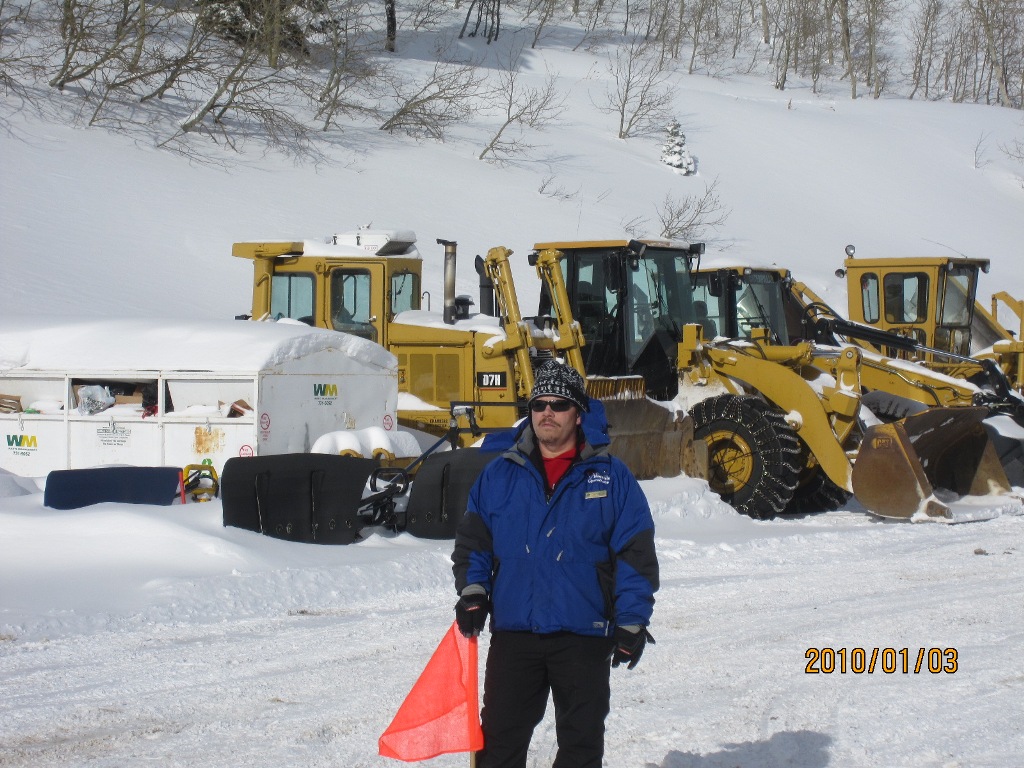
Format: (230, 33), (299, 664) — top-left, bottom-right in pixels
(379, 621), (484, 762)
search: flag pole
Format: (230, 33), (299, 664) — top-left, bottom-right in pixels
(469, 634), (479, 768)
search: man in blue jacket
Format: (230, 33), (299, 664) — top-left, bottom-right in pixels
(452, 360), (659, 768)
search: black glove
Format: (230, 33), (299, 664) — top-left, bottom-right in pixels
(611, 626), (655, 670)
(455, 592), (489, 638)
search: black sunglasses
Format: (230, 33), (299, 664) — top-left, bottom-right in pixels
(530, 399), (575, 413)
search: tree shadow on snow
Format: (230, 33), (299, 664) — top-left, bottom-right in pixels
(647, 730), (832, 768)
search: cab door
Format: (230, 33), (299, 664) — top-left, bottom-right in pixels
(327, 264), (386, 343)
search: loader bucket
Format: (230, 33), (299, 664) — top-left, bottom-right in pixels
(601, 400), (707, 480)
(852, 407), (1011, 519)
(587, 375), (708, 480)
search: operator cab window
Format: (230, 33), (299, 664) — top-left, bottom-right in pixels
(690, 285), (721, 339)
(939, 271), (971, 326)
(390, 270), (420, 315)
(735, 273), (788, 343)
(330, 268), (377, 342)
(627, 263), (658, 359)
(270, 273), (315, 324)
(574, 259), (615, 339)
(936, 268), (974, 355)
(860, 273), (880, 324)
(883, 273), (928, 324)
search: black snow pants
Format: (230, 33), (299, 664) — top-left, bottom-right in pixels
(476, 630), (616, 768)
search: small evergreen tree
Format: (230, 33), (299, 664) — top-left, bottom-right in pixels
(661, 119), (696, 175)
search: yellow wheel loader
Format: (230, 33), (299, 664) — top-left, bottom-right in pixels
(689, 261), (1024, 517)
(532, 240), (1021, 521)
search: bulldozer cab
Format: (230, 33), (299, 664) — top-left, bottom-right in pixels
(840, 253), (987, 360)
(691, 268), (799, 345)
(271, 264), (384, 342)
(534, 239), (703, 400)
(234, 236), (422, 349)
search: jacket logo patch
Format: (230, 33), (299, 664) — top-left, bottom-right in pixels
(585, 471), (609, 499)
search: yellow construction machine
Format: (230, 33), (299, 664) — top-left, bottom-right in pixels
(234, 230), (1020, 523)
(233, 230), (697, 480)
(531, 239), (1022, 521)
(235, 231), (523, 443)
(692, 262), (1024, 427)
(831, 246), (1024, 393)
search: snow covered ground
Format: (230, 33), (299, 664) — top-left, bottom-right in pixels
(1, 482), (1022, 767)
(3, 7), (1024, 766)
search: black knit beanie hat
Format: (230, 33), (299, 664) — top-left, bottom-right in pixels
(529, 360), (589, 412)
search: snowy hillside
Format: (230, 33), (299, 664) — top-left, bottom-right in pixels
(3, 7), (1024, 767)
(3, 22), (1024, 322)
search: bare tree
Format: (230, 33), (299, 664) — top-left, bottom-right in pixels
(134, 18), (214, 104)
(969, 0), (1015, 106)
(177, 45), (296, 138)
(537, 174), (580, 200)
(384, 0), (396, 51)
(459, 0), (501, 42)
(836, 0), (857, 98)
(861, 0), (897, 98)
(759, 0), (773, 43)
(622, 213), (649, 238)
(684, 0), (725, 74)
(47, 0), (149, 91)
(402, 0), (452, 31)
(906, 0), (943, 100)
(599, 36), (675, 139)
(999, 125), (1023, 189)
(896, 0), (1023, 108)
(479, 51), (565, 161)
(379, 57), (484, 138)
(655, 178), (731, 239)
(1002, 134), (1024, 163)
(572, 0), (616, 52)
(307, 0), (380, 130)
(525, 0), (563, 48)
(974, 130), (991, 167)
(0, 0), (45, 93)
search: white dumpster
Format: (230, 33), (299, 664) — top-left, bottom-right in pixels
(0, 318), (399, 478)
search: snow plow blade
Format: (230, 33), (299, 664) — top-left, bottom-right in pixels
(852, 407), (1012, 520)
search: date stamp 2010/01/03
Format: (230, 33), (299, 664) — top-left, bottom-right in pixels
(805, 647), (958, 674)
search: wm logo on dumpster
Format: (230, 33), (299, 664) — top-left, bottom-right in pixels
(6, 434), (38, 455)
(313, 383), (338, 403)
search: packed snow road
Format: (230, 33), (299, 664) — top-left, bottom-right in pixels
(1, 480), (1021, 767)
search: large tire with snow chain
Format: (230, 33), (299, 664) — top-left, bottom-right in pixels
(786, 468), (851, 514)
(689, 394), (803, 519)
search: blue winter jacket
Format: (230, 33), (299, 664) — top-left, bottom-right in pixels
(452, 402), (659, 636)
